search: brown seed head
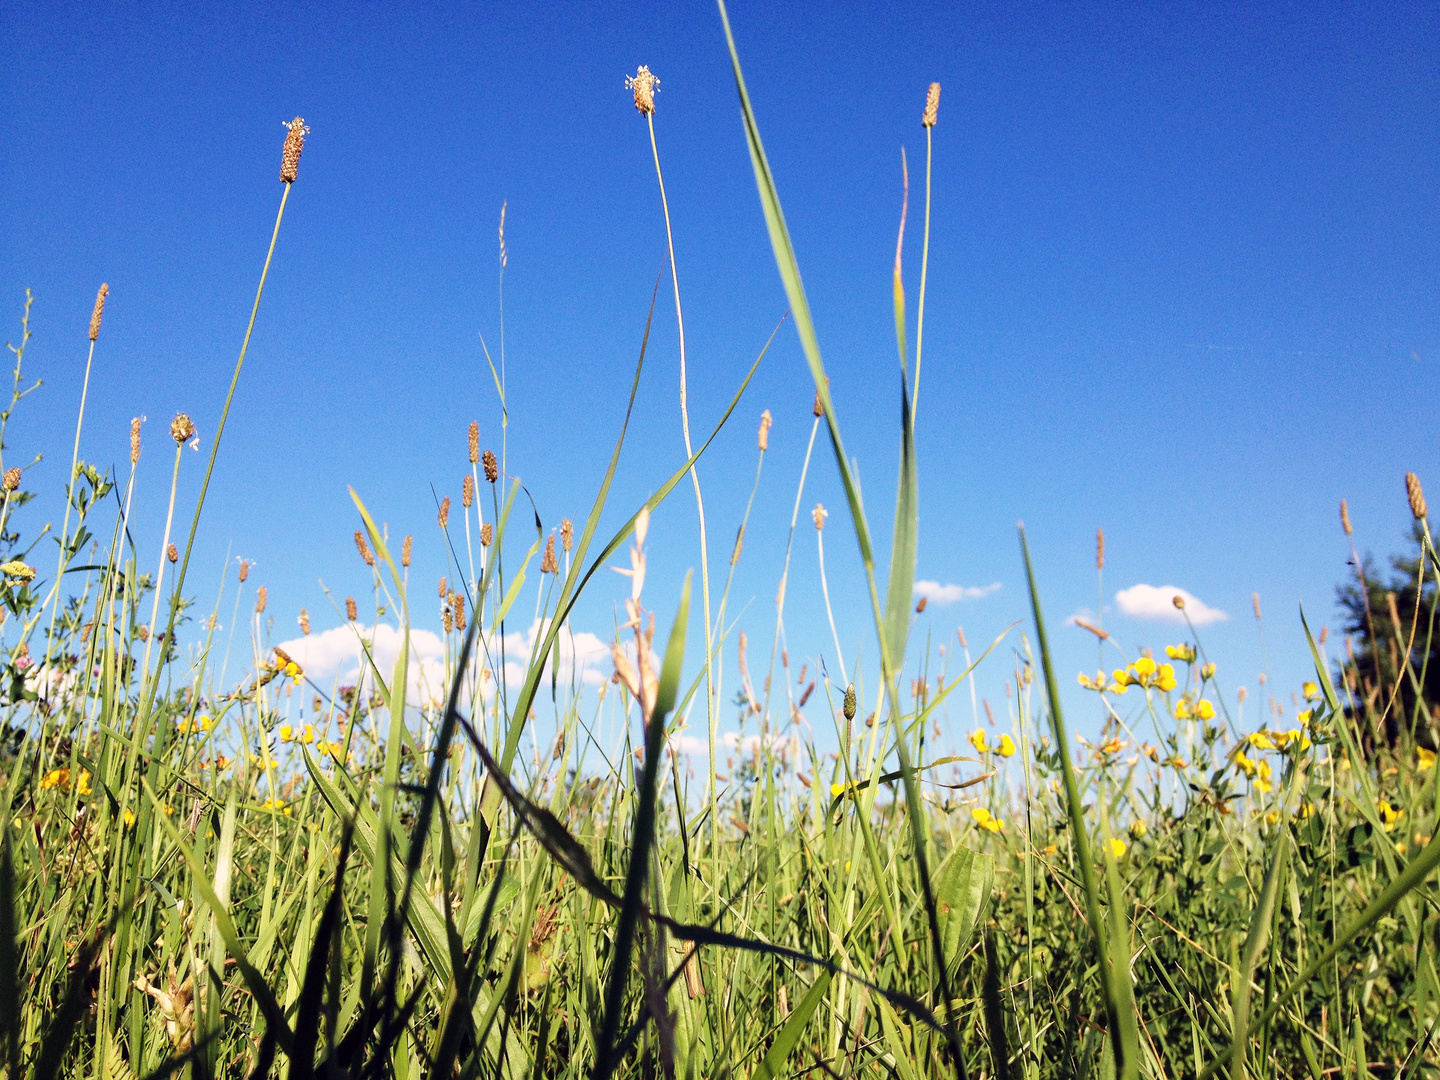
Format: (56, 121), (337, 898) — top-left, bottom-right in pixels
(1096, 528), (1105, 570)
(401, 534), (412, 568)
(138, 625), (149, 642)
(541, 533), (558, 574)
(438, 497), (450, 529)
(255, 586), (267, 614)
(480, 522), (493, 547)
(483, 449), (498, 483)
(170, 413), (195, 445)
(468, 421), (480, 464)
(560, 517), (574, 553)
(130, 417), (142, 464)
(299, 608), (311, 636)
(915, 596), (928, 614)
(280, 117), (309, 184)
(451, 592), (466, 631)
(1172, 594), (1185, 610)
(438, 575), (447, 599)
(1252, 592), (1262, 620)
(1407, 472), (1427, 519)
(922, 82), (941, 128)
(1237, 686), (1248, 703)
(812, 503), (827, 531)
(345, 596), (358, 622)
(89, 283), (109, 342)
(758, 409), (773, 451)
(627, 66), (659, 115)
(1340, 498), (1353, 535)
(443, 608), (453, 633)
(1, 469), (19, 493)
(462, 473), (474, 508)
(731, 524), (744, 566)
(354, 530), (375, 567)
(238, 559), (250, 582)
(167, 543), (178, 563)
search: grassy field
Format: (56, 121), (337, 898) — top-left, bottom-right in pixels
(7, 12), (1440, 1079)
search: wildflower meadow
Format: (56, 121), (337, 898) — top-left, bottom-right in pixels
(6, 7), (1440, 1080)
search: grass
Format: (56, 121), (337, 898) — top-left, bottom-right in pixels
(6, 9), (1440, 1078)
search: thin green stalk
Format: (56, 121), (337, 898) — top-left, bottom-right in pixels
(645, 110), (719, 876)
(149, 179), (293, 714)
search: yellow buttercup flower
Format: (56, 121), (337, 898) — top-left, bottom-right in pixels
(1133, 656), (1157, 679)
(997, 734), (1016, 758)
(968, 730), (988, 754)
(1106, 837), (1126, 859)
(278, 725), (294, 743)
(1194, 700), (1216, 721)
(1417, 747), (1435, 771)
(1247, 731), (1275, 751)
(40, 768), (71, 790)
(1302, 681), (1319, 700)
(971, 806), (1003, 833)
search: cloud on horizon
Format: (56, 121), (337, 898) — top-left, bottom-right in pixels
(1114, 584), (1227, 626)
(913, 580), (1002, 605)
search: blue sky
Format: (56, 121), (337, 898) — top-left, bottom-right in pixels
(2, 0), (1437, 750)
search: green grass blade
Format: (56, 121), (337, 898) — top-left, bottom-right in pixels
(1018, 526), (1134, 1074)
(753, 970), (832, 1080)
(594, 571), (691, 1079)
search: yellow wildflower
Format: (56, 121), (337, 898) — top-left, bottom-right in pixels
(1041, 844), (1059, 857)
(1294, 803), (1316, 820)
(278, 725), (294, 743)
(1174, 699), (1192, 720)
(1128, 819), (1147, 839)
(1106, 837), (1126, 859)
(1201, 662), (1217, 680)
(76, 770), (91, 796)
(0, 560), (35, 582)
(1378, 800), (1403, 832)
(1296, 709), (1312, 726)
(1418, 747), (1436, 772)
(1195, 700), (1216, 721)
(1274, 729), (1312, 753)
(1077, 671), (1109, 691)
(1098, 737), (1125, 757)
(1110, 669), (1133, 692)
(40, 768), (70, 790)
(300, 724), (315, 745)
(1165, 644), (1196, 663)
(971, 807), (1003, 833)
(122, 808), (136, 828)
(1264, 810), (1282, 827)
(1232, 750), (1257, 778)
(1253, 758), (1274, 793)
(997, 734), (1016, 758)
(1302, 681), (1319, 699)
(1133, 656), (1156, 679)
(1247, 731), (1275, 751)
(968, 730), (988, 754)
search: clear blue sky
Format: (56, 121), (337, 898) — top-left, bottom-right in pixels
(3, 0), (1437, 747)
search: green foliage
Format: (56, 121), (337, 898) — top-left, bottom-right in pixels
(5, 17), (1440, 1080)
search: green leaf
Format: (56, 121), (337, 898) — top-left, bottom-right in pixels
(936, 846), (994, 977)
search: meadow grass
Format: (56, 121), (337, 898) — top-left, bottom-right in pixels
(5, 13), (1440, 1079)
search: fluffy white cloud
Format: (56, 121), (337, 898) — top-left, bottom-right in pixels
(274, 618), (610, 708)
(1114, 584), (1227, 626)
(913, 580), (1001, 605)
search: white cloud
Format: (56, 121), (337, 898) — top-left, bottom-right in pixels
(274, 617), (610, 709)
(669, 730), (801, 761)
(1114, 584), (1227, 626)
(913, 580), (1001, 605)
